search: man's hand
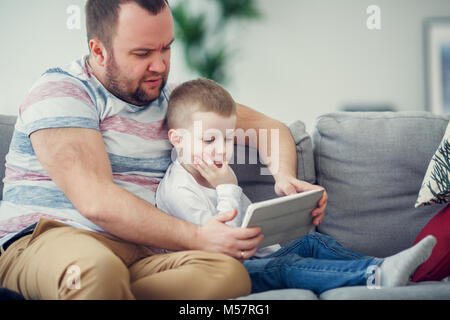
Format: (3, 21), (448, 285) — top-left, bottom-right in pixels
(274, 173), (328, 226)
(195, 209), (263, 262)
(194, 154), (237, 188)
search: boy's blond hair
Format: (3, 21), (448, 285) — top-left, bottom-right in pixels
(167, 78), (237, 130)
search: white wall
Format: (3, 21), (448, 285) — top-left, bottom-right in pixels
(225, 0), (450, 131)
(0, 0), (88, 114)
(1, 0), (449, 132)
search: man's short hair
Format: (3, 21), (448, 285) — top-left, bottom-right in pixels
(85, 0), (168, 50)
(167, 78), (237, 130)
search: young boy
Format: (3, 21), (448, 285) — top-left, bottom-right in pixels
(156, 78), (437, 294)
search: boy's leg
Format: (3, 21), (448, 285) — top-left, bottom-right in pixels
(243, 232), (382, 294)
(245, 234), (437, 293)
(244, 254), (382, 294)
(267, 231), (366, 261)
(128, 250), (251, 300)
(0, 219), (137, 300)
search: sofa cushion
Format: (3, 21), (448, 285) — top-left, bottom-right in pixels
(231, 120), (315, 202)
(415, 123), (450, 207)
(0, 115), (17, 200)
(237, 288), (318, 300)
(313, 112), (448, 257)
(411, 204), (450, 282)
(319, 281), (450, 300)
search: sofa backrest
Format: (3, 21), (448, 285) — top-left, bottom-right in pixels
(313, 111), (449, 257)
(0, 115), (16, 200)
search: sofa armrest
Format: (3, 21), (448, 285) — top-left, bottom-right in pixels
(0, 115), (17, 200)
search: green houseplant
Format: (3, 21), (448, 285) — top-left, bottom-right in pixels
(171, 0), (260, 84)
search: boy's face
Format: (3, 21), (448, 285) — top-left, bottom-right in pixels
(172, 111), (237, 166)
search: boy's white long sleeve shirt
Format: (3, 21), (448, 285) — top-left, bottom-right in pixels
(156, 159), (280, 257)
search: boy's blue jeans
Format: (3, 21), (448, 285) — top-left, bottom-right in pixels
(243, 232), (384, 294)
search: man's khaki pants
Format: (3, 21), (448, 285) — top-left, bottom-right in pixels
(0, 219), (251, 300)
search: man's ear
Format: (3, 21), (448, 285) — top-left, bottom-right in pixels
(89, 38), (107, 67)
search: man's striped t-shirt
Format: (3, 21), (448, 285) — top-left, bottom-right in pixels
(0, 55), (174, 246)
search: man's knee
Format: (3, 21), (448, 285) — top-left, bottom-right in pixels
(217, 254), (252, 298)
(59, 252), (134, 300)
(191, 251), (251, 299)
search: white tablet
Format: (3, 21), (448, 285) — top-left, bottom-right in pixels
(241, 189), (324, 247)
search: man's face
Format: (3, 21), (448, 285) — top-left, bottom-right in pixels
(104, 3), (174, 106)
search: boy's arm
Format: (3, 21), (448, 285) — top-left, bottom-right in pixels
(160, 186), (224, 226)
(157, 185), (263, 260)
(216, 184), (248, 227)
(159, 182), (258, 258)
(193, 158), (248, 227)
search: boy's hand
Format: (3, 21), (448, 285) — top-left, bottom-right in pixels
(194, 154), (237, 188)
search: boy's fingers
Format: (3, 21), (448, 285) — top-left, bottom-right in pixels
(195, 163), (209, 177)
(197, 160), (212, 174)
(221, 161), (230, 170)
(202, 153), (214, 165)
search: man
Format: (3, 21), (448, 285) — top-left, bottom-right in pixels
(0, 0), (327, 300)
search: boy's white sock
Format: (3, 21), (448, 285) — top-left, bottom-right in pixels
(379, 235), (437, 287)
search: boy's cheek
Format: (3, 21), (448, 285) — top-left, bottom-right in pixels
(192, 153), (203, 165)
(193, 150), (212, 164)
(202, 145), (216, 159)
(225, 144), (234, 162)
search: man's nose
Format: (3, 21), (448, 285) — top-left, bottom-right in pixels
(148, 53), (166, 74)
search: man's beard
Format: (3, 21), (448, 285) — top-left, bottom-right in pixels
(105, 52), (166, 106)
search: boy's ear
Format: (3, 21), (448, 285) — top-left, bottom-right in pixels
(168, 129), (182, 147)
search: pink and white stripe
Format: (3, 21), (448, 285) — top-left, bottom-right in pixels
(0, 213), (70, 238)
(19, 81), (95, 115)
(100, 116), (168, 141)
(4, 165), (51, 183)
(113, 173), (160, 192)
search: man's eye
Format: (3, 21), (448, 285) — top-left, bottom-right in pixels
(135, 52), (149, 57)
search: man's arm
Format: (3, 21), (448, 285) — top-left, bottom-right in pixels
(235, 104), (328, 226)
(30, 127), (262, 254)
(235, 104), (296, 180)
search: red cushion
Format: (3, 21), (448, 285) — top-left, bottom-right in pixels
(411, 204), (450, 282)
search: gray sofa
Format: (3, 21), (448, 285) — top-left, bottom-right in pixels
(233, 111), (450, 300)
(1, 111), (450, 300)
